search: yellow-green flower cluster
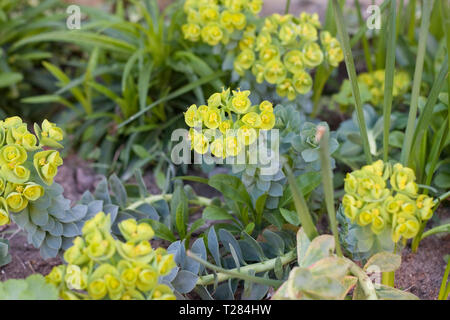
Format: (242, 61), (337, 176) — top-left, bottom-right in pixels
(342, 160), (435, 243)
(233, 13), (344, 100)
(182, 0), (262, 46)
(0, 117), (64, 226)
(184, 88), (276, 158)
(357, 69), (411, 106)
(46, 212), (177, 300)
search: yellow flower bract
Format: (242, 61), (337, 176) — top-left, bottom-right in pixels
(342, 160), (435, 243)
(46, 212), (176, 300)
(0, 117), (63, 224)
(184, 88), (277, 159)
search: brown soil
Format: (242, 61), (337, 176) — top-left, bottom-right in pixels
(396, 208), (450, 300)
(396, 233), (450, 300)
(0, 231), (61, 282)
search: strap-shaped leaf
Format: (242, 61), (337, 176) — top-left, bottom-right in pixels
(219, 229), (245, 265)
(208, 174), (252, 208)
(203, 206), (234, 221)
(363, 252), (401, 273)
(109, 174), (127, 208)
(94, 177), (111, 205)
(185, 238), (207, 275)
(207, 227), (221, 267)
(375, 285), (419, 300)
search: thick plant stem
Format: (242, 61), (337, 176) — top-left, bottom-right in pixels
(346, 258), (378, 300)
(400, 0), (433, 165)
(333, 0), (372, 164)
(382, 271), (395, 287)
(421, 224), (450, 241)
(411, 222), (426, 253)
(317, 126), (343, 257)
(437, 191), (450, 204)
(284, 0), (291, 14)
(192, 249), (297, 287)
(284, 163), (319, 240)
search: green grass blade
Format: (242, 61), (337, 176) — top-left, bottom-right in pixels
(438, 258), (450, 300)
(311, 65), (332, 117)
(396, 0), (404, 39)
(122, 49), (144, 93)
(441, 0), (450, 129)
(13, 31), (136, 54)
(284, 163), (319, 241)
(317, 126), (343, 257)
(375, 2), (387, 70)
(118, 71), (226, 128)
(333, 0), (373, 164)
(285, 0), (291, 14)
(138, 61), (153, 111)
(382, 0), (397, 162)
(411, 57), (448, 158)
(54, 65), (121, 96)
(0, 72), (23, 88)
(354, 0), (373, 72)
(400, 0), (434, 165)
(42, 61), (90, 114)
(423, 122), (449, 189)
(407, 0), (417, 43)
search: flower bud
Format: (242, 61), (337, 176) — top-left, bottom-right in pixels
(46, 265), (65, 286)
(149, 284), (176, 300)
(23, 183), (44, 201)
(6, 192), (28, 212)
(136, 267), (158, 292)
(88, 279), (108, 300)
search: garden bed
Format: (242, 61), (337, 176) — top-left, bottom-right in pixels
(0, 0), (448, 301)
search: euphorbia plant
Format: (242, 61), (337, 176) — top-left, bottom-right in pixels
(339, 160), (437, 286)
(185, 88), (276, 158)
(0, 116), (64, 226)
(46, 212), (177, 300)
(232, 12), (344, 101)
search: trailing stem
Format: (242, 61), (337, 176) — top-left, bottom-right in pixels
(127, 194), (213, 210)
(382, 271), (395, 287)
(189, 249), (297, 287)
